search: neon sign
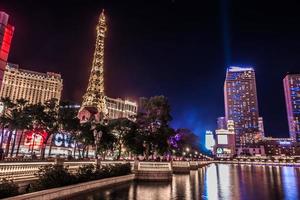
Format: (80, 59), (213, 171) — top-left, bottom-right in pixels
(24, 129), (47, 147)
(53, 133), (75, 148)
(279, 141), (291, 145)
(216, 148), (223, 154)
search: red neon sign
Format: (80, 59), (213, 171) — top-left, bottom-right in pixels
(0, 24), (14, 61)
(24, 129), (48, 147)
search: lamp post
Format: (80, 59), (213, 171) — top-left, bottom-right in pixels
(93, 129), (102, 159)
(183, 151), (186, 160)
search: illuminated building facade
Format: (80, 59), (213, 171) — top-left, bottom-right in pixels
(258, 117), (265, 138)
(283, 73), (300, 142)
(106, 97), (137, 119)
(214, 120), (236, 158)
(0, 12), (14, 86)
(217, 117), (226, 129)
(0, 63), (63, 104)
(205, 130), (215, 151)
(79, 10), (137, 122)
(224, 66), (262, 147)
(262, 137), (300, 156)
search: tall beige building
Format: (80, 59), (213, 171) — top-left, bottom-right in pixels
(0, 63), (63, 104)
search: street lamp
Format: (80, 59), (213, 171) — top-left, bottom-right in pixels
(93, 128), (103, 159)
(186, 147), (190, 152)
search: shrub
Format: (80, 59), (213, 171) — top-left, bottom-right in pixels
(95, 164), (112, 179)
(109, 163), (131, 177)
(29, 164), (76, 192)
(77, 163), (132, 181)
(0, 178), (19, 199)
(29, 163), (131, 192)
(76, 164), (96, 182)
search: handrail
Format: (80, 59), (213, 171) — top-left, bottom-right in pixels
(138, 162), (171, 171)
(172, 161), (190, 167)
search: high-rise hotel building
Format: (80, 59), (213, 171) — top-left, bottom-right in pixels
(0, 63), (63, 104)
(0, 12), (14, 86)
(224, 66), (262, 147)
(284, 73), (300, 142)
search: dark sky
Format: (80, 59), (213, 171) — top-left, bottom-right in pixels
(2, 0), (300, 144)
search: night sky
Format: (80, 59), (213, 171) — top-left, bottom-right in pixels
(2, 0), (300, 145)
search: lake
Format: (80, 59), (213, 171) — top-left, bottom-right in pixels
(71, 164), (300, 200)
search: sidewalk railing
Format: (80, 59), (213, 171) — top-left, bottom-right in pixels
(138, 162), (171, 171)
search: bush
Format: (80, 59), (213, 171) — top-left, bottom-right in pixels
(29, 163), (131, 192)
(77, 163), (132, 181)
(109, 163), (131, 177)
(29, 164), (76, 192)
(76, 164), (96, 182)
(0, 178), (19, 199)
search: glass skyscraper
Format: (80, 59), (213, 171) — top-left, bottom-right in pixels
(283, 73), (300, 142)
(224, 66), (262, 147)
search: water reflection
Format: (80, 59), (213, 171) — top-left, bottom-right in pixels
(282, 166), (299, 200)
(71, 164), (300, 200)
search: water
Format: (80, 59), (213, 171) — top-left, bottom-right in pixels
(71, 164), (300, 200)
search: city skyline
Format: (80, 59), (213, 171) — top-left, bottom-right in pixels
(2, 1), (300, 141)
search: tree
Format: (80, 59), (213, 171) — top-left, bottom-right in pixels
(122, 122), (144, 157)
(153, 126), (175, 156)
(50, 101), (80, 157)
(27, 99), (59, 159)
(170, 128), (200, 157)
(0, 98), (14, 150)
(3, 101), (19, 157)
(12, 99), (31, 157)
(94, 123), (116, 160)
(108, 118), (136, 160)
(76, 121), (94, 158)
(136, 96), (173, 159)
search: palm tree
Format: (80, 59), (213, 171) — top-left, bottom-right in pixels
(14, 99), (31, 157)
(49, 101), (80, 157)
(76, 121), (94, 158)
(40, 98), (59, 159)
(24, 103), (45, 157)
(0, 97), (14, 149)
(5, 104), (19, 157)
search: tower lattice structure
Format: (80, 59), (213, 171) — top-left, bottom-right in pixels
(80, 10), (108, 116)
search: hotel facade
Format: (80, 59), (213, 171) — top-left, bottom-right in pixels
(0, 63), (63, 104)
(106, 97), (137, 119)
(284, 73), (300, 142)
(224, 66), (263, 147)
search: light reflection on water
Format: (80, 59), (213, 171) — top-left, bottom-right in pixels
(71, 164), (300, 200)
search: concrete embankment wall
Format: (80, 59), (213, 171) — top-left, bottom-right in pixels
(5, 174), (135, 200)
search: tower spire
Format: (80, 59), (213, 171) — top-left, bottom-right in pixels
(79, 10), (107, 121)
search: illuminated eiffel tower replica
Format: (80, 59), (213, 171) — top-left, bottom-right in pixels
(78, 10), (108, 122)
